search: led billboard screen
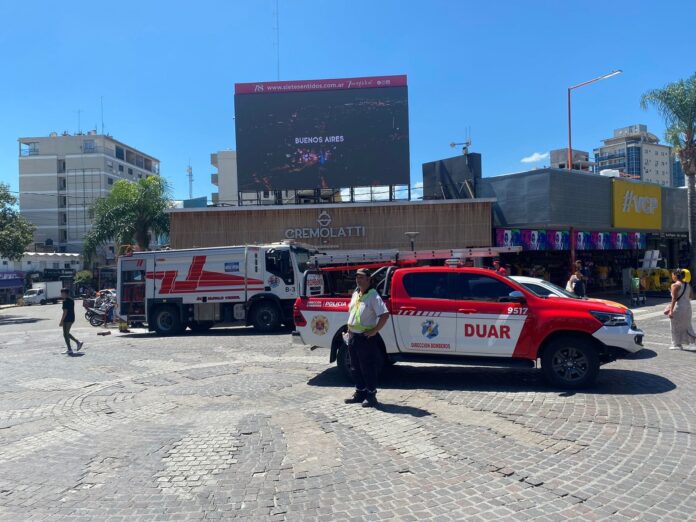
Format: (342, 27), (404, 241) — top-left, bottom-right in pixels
(234, 75), (410, 191)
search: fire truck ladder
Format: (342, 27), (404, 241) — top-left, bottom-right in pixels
(308, 246), (522, 269)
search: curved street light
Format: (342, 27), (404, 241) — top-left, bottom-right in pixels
(567, 70), (622, 171)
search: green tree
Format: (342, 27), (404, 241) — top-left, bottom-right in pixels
(84, 176), (171, 262)
(0, 183), (35, 260)
(74, 270), (94, 288)
(642, 73), (696, 273)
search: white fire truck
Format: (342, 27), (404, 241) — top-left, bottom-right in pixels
(116, 242), (318, 335)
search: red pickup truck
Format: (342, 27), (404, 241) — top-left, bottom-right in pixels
(293, 266), (644, 389)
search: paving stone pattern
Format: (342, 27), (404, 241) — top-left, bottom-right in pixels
(0, 303), (695, 520)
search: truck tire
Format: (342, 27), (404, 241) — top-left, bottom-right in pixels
(153, 306), (183, 336)
(251, 302), (281, 333)
(189, 321), (214, 333)
(541, 337), (599, 389)
(40, 299), (47, 305)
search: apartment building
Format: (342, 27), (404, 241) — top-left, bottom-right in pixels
(593, 124), (672, 186)
(18, 132), (159, 257)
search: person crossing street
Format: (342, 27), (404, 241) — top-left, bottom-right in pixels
(59, 288), (83, 356)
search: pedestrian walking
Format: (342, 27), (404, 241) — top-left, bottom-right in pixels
(666, 269), (696, 350)
(59, 288), (83, 355)
(344, 268), (390, 408)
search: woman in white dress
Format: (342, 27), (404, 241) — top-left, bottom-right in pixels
(667, 269), (696, 350)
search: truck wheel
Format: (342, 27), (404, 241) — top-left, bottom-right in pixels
(251, 302), (281, 333)
(189, 321), (214, 333)
(153, 306), (183, 336)
(541, 337), (599, 389)
(40, 299), (47, 305)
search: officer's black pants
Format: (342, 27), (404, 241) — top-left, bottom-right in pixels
(348, 333), (379, 393)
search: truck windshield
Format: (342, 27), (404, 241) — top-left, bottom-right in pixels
(25, 290), (37, 296)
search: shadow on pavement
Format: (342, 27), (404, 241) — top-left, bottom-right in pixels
(117, 326), (292, 340)
(625, 348), (657, 360)
(0, 314), (47, 325)
(307, 363), (675, 396)
(376, 403), (431, 417)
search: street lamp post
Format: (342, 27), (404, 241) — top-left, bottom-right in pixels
(567, 70), (622, 171)
(404, 231), (420, 252)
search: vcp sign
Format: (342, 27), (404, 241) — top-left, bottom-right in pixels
(612, 179), (662, 230)
(284, 211), (366, 240)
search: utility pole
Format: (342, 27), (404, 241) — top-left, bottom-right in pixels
(187, 163), (193, 200)
(274, 0), (280, 80)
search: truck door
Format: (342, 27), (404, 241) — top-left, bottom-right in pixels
(453, 273), (529, 357)
(391, 271), (458, 354)
(264, 248), (296, 299)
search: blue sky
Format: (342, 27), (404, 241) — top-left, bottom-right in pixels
(1, 0), (694, 201)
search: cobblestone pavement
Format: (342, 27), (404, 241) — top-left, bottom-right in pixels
(1, 302), (695, 521)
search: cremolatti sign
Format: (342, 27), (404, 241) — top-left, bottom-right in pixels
(284, 211), (366, 240)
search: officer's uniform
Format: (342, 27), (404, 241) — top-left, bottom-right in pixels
(346, 286), (389, 405)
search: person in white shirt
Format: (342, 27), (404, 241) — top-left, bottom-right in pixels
(344, 268), (390, 408)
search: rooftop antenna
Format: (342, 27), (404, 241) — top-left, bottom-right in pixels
(76, 109), (82, 134)
(100, 96), (104, 134)
(274, 0), (280, 80)
(187, 161), (193, 199)
(450, 137), (472, 155)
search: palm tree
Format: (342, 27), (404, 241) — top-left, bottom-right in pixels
(641, 73), (696, 273)
(84, 176), (171, 263)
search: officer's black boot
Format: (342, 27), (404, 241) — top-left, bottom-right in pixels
(344, 389), (366, 404)
(361, 391), (379, 408)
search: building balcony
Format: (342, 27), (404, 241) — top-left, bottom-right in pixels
(595, 152), (626, 162)
(211, 173), (219, 186)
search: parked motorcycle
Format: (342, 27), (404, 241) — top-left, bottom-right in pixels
(85, 297), (115, 321)
(88, 302), (115, 327)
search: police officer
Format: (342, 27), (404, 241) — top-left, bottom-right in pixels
(344, 268), (390, 408)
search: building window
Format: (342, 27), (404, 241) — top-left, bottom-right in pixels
(64, 263), (71, 269)
(128, 168), (133, 175)
(115, 146), (125, 160)
(118, 164), (124, 172)
(2, 261), (7, 266)
(106, 160), (113, 171)
(108, 177), (114, 185)
(83, 139), (96, 153)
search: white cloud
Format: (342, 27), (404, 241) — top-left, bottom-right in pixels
(520, 152), (549, 164)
